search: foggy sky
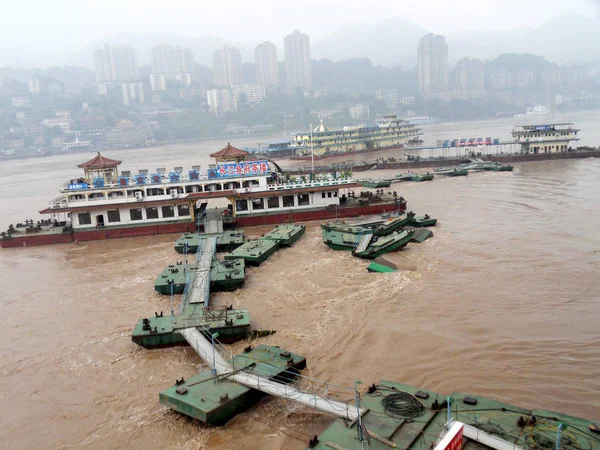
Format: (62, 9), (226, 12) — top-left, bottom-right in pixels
(1, 0), (598, 66)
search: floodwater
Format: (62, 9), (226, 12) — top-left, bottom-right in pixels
(1, 114), (600, 449)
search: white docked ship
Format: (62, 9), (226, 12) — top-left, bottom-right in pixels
(1, 144), (406, 247)
(512, 123), (580, 154)
(247, 115), (423, 160)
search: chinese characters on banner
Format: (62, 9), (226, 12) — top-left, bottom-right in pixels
(208, 160), (269, 179)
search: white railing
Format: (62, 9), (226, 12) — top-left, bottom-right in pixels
(49, 195), (67, 208)
(180, 327), (362, 421)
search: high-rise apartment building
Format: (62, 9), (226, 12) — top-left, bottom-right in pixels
(255, 41), (279, 88)
(417, 34), (448, 95)
(175, 46), (194, 74)
(454, 57), (484, 92)
(151, 43), (177, 80)
(207, 84), (266, 115)
(28, 78), (41, 94)
(206, 88), (237, 115)
(212, 46), (242, 87)
(94, 44), (113, 82)
(110, 46), (139, 81)
(94, 44), (139, 82)
(231, 84), (266, 105)
(150, 73), (167, 91)
(176, 73), (192, 86)
(151, 44), (194, 82)
(284, 30), (312, 92)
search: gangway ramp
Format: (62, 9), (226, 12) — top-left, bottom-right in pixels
(204, 208), (223, 234)
(354, 233), (373, 253)
(180, 328), (363, 421)
(182, 236), (217, 308)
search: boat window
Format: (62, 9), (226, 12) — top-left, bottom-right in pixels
(267, 196), (280, 209)
(162, 206), (175, 218)
(130, 208), (143, 220)
(251, 198), (264, 210)
(321, 193), (326, 198)
(146, 188), (165, 196)
(177, 204), (190, 216)
(107, 210), (121, 222)
(297, 194), (310, 206)
(78, 212), (91, 225)
(108, 191), (124, 198)
(236, 199), (248, 211)
(127, 189), (144, 199)
(282, 195), (295, 207)
(334, 192), (338, 197)
(69, 194), (85, 201)
(328, 192), (332, 198)
(88, 192), (105, 200)
(146, 207), (159, 219)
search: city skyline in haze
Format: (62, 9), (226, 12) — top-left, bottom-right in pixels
(1, 0), (598, 68)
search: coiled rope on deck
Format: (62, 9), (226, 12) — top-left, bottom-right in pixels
(381, 392), (426, 419)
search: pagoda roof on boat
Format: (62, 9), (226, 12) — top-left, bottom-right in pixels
(77, 152), (122, 169)
(314, 119), (330, 133)
(210, 143), (249, 160)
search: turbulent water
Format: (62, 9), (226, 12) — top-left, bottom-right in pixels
(1, 114), (600, 449)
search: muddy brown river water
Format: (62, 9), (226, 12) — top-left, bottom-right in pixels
(1, 117), (599, 449)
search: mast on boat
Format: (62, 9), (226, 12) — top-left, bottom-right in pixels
(310, 122), (315, 175)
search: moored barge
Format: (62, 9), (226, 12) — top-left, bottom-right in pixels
(1, 144), (406, 248)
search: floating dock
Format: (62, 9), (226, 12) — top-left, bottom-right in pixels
(154, 262), (189, 295)
(262, 224), (306, 246)
(375, 214), (414, 236)
(210, 258), (245, 291)
(159, 344), (306, 425)
(408, 214), (437, 227)
(133, 234), (251, 348)
(131, 306), (250, 348)
(367, 257), (398, 273)
(225, 239), (280, 266)
(174, 230), (245, 254)
(307, 381), (600, 450)
(408, 228), (434, 243)
(353, 230), (414, 259)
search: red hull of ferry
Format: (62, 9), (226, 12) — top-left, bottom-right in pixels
(0, 222), (197, 248)
(0, 233), (75, 248)
(72, 222), (198, 242)
(1, 202), (405, 248)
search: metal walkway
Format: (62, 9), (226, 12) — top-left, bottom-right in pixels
(180, 328), (362, 421)
(204, 209), (223, 234)
(182, 236), (217, 308)
(354, 233), (373, 253)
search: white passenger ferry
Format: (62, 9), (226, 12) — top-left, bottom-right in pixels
(1, 144), (406, 247)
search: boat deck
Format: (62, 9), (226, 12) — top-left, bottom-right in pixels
(131, 306), (250, 348)
(407, 228), (434, 243)
(210, 259), (245, 291)
(175, 230), (245, 254)
(308, 380), (600, 450)
(262, 224), (306, 246)
(225, 239), (280, 266)
(159, 344), (306, 425)
(154, 262), (191, 295)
